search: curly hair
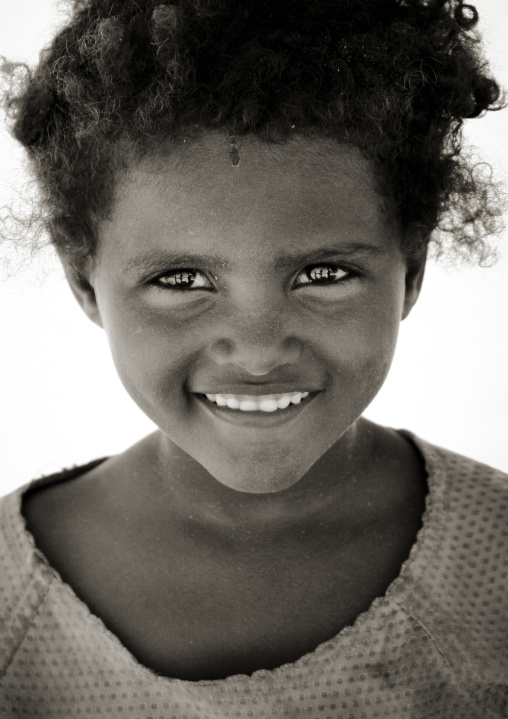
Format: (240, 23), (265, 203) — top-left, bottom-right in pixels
(1, 0), (506, 278)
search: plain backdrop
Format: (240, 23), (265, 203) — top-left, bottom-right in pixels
(1, 0), (507, 496)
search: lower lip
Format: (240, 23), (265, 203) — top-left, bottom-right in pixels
(194, 392), (320, 428)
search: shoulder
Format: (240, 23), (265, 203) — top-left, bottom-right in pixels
(0, 458), (108, 681)
(0, 484), (52, 678)
(408, 433), (508, 601)
(412, 434), (508, 528)
(400, 434), (508, 707)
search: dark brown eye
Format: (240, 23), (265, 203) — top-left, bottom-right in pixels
(155, 269), (211, 290)
(295, 264), (349, 287)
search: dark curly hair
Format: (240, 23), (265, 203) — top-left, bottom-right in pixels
(1, 0), (506, 279)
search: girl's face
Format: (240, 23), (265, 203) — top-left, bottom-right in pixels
(76, 132), (424, 494)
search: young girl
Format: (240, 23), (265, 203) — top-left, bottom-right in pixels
(1, 0), (507, 716)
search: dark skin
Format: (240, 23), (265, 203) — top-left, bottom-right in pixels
(24, 133), (427, 681)
(24, 423), (426, 681)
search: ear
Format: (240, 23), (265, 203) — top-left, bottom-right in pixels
(401, 256), (426, 321)
(60, 259), (104, 329)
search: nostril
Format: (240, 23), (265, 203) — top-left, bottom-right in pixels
(209, 337), (303, 373)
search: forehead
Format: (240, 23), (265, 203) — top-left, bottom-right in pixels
(130, 132), (384, 213)
(100, 132), (398, 266)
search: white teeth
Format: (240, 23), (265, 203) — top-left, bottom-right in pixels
(226, 397), (241, 409)
(238, 400), (259, 412)
(276, 396), (291, 409)
(204, 391), (312, 412)
(258, 399), (279, 412)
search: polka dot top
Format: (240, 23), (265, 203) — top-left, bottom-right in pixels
(0, 432), (507, 718)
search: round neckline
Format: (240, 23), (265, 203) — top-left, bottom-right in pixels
(13, 429), (445, 688)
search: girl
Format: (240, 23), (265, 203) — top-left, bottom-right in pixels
(1, 0), (507, 716)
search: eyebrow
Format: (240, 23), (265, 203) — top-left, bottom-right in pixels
(125, 242), (386, 276)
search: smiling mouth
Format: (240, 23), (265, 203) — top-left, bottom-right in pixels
(204, 391), (311, 412)
(196, 391), (319, 418)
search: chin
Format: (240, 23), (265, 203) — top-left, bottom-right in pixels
(208, 461), (306, 495)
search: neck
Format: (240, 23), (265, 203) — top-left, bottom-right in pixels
(143, 419), (376, 536)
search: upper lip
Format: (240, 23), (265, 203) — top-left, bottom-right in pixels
(193, 385), (322, 396)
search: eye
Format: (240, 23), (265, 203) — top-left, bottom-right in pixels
(149, 263), (353, 294)
(152, 269), (213, 291)
(293, 263), (351, 289)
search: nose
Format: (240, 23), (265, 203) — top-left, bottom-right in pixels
(208, 308), (303, 375)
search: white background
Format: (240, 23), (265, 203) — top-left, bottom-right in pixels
(1, 0), (507, 495)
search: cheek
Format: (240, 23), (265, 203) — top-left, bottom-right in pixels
(101, 301), (193, 413)
(357, 302), (401, 370)
(331, 329), (398, 415)
(324, 285), (404, 398)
